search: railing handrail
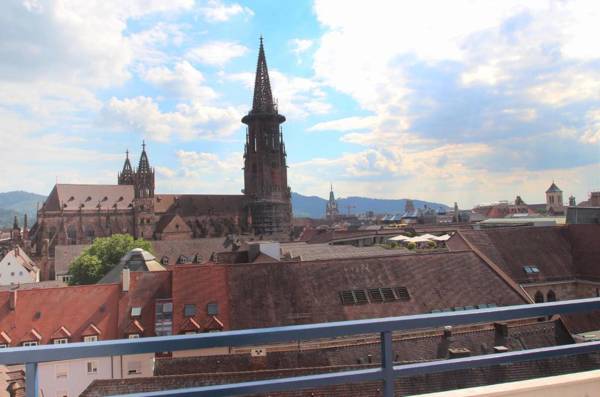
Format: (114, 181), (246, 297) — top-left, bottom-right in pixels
(2, 297), (600, 397)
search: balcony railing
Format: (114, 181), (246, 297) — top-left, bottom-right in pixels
(2, 298), (600, 397)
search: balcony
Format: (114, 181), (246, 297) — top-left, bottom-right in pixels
(2, 298), (600, 397)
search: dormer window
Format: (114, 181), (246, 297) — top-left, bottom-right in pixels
(184, 304), (196, 317)
(22, 341), (38, 347)
(83, 335), (98, 342)
(53, 338), (68, 344)
(128, 334), (140, 339)
(131, 307), (142, 318)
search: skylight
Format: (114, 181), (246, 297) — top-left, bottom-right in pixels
(523, 266), (540, 274)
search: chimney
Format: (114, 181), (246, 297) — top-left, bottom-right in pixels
(443, 325), (452, 338)
(122, 268), (130, 292)
(9, 289), (17, 310)
(494, 322), (509, 338)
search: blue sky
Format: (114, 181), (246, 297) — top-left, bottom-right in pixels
(1, 0), (599, 208)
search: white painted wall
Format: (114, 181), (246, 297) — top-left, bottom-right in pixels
(35, 353), (154, 397)
(0, 249), (38, 286)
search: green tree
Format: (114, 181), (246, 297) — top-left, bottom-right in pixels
(68, 234), (153, 285)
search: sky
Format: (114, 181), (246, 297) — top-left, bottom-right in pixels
(0, 0), (599, 208)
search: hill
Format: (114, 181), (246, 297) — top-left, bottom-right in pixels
(0, 191), (46, 228)
(292, 192), (449, 219)
(0, 190), (449, 226)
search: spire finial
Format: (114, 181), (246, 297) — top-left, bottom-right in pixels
(126, 149), (129, 159)
(142, 140), (146, 151)
(260, 35), (263, 46)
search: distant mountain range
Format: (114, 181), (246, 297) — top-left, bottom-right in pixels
(0, 191), (46, 229)
(292, 192), (449, 219)
(0, 190), (450, 228)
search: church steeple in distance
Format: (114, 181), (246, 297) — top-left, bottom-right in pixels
(134, 141), (155, 198)
(118, 149), (135, 185)
(242, 38), (291, 235)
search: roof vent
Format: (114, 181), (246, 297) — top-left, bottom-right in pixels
(448, 347), (471, 358)
(34, 311), (41, 319)
(493, 345), (509, 353)
(443, 326), (452, 338)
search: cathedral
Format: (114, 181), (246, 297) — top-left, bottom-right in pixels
(28, 39), (292, 255)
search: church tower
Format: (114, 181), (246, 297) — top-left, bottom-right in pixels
(326, 184), (339, 221)
(133, 142), (156, 239)
(242, 38), (292, 236)
(118, 150), (135, 185)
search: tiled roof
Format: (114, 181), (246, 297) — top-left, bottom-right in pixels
(152, 238), (230, 266)
(154, 194), (247, 216)
(280, 242), (409, 261)
(42, 184), (134, 212)
(0, 284), (120, 345)
(0, 280), (65, 292)
(546, 182), (562, 193)
(154, 213), (192, 234)
(81, 320), (589, 397)
(53, 244), (89, 275)
(459, 227), (575, 284)
(226, 251), (527, 329)
(171, 265), (230, 335)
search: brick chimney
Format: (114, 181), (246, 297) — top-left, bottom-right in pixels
(9, 288), (17, 311)
(494, 322), (509, 338)
(122, 268), (130, 292)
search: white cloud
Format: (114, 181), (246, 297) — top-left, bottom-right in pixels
(187, 41), (249, 66)
(141, 61), (217, 100)
(581, 109), (600, 144)
(527, 70), (600, 106)
(309, 116), (378, 132)
(289, 38), (313, 62)
(198, 0), (253, 22)
(100, 96), (242, 142)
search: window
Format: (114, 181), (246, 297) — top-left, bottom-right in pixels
(184, 304), (197, 317)
(394, 287), (410, 301)
(547, 290), (557, 302)
(0, 344), (7, 348)
(18, 271), (23, 276)
(55, 364), (68, 380)
(83, 335), (98, 343)
(339, 289), (369, 305)
(22, 341), (38, 347)
(86, 361), (98, 374)
(128, 334), (140, 339)
(524, 266), (540, 274)
(207, 302), (219, 316)
(155, 300), (173, 336)
(127, 361), (142, 375)
(131, 307), (142, 317)
(57, 274), (72, 283)
(534, 291), (544, 303)
(53, 338), (68, 344)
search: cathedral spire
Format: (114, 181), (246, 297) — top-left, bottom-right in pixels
(118, 149), (134, 185)
(138, 141), (151, 174)
(252, 36), (275, 113)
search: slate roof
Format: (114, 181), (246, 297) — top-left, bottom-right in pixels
(280, 242), (408, 261)
(226, 251), (527, 329)
(42, 184), (134, 212)
(546, 182), (562, 193)
(152, 238), (230, 266)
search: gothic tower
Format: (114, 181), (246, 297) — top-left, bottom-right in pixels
(118, 150), (135, 185)
(242, 38), (292, 236)
(326, 184), (339, 221)
(133, 142), (156, 239)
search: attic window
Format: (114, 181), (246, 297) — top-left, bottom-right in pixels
(184, 304), (197, 317)
(131, 307), (142, 317)
(523, 266), (540, 274)
(68, 196), (75, 201)
(85, 196), (92, 202)
(207, 302), (219, 316)
(102, 196), (108, 201)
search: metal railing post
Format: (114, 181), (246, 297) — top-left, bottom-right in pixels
(381, 331), (394, 397)
(25, 362), (38, 397)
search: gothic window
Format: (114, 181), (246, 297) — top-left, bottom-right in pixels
(254, 136), (257, 152)
(547, 290), (557, 302)
(534, 291), (544, 303)
(85, 227), (95, 241)
(67, 226), (77, 244)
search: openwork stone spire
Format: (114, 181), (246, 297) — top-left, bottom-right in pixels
(252, 37), (275, 113)
(138, 141), (151, 174)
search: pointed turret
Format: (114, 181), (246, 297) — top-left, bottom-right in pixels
(12, 215), (19, 231)
(134, 141), (155, 198)
(252, 36), (275, 113)
(326, 184), (339, 221)
(118, 150), (135, 185)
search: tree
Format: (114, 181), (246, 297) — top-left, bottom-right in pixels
(68, 234), (153, 285)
